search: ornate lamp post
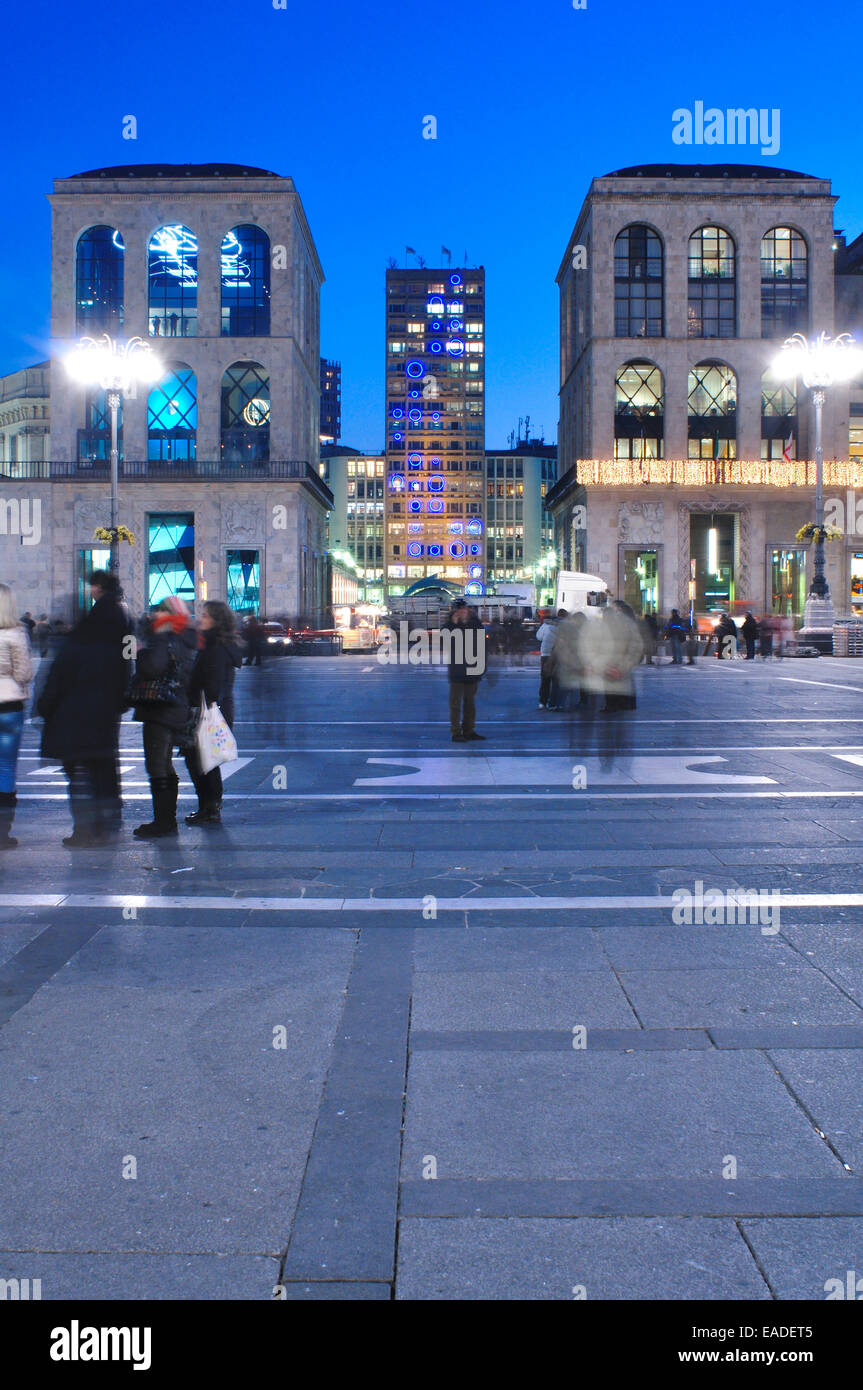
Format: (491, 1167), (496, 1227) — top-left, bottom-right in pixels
(771, 332), (863, 641)
(65, 334), (163, 574)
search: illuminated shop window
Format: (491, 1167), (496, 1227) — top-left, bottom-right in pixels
(687, 361), (737, 459)
(614, 225), (663, 338)
(761, 228), (808, 338)
(220, 361), (270, 461)
(148, 513), (195, 606)
(615, 360), (664, 460)
(148, 363), (197, 461)
(688, 227), (736, 338)
(226, 549), (260, 612)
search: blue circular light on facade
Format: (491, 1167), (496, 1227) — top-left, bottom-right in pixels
(388, 473), (405, 491)
(466, 520), (483, 535)
(392, 431), (403, 441)
(449, 319), (462, 331)
(408, 453), (423, 468)
(408, 522), (423, 534)
(446, 340), (465, 357)
(468, 565), (483, 580)
(430, 320), (442, 332)
(408, 408), (422, 423)
(465, 581), (483, 596)
(407, 543), (423, 558)
(409, 388), (421, 399)
(406, 361), (425, 378)
(391, 407), (404, 418)
(450, 273), (462, 286)
(428, 544), (443, 558)
(449, 541), (467, 558)
(428, 296), (444, 313)
(469, 543), (481, 556)
(409, 499), (422, 513)
(428, 499), (444, 514)
(431, 412), (441, 422)
(409, 479), (423, 492)
(449, 521), (464, 535)
(429, 342), (443, 354)
(428, 475), (445, 492)
(430, 456), (442, 467)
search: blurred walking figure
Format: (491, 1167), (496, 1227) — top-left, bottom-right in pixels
(34, 614), (51, 657)
(715, 611), (737, 659)
(0, 584), (34, 848)
(442, 598), (486, 742)
(741, 612), (758, 660)
(758, 614), (774, 659)
(665, 609), (688, 664)
(131, 597), (198, 839)
(550, 609), (584, 713)
(536, 609), (558, 709)
(642, 611), (659, 664)
(576, 600), (643, 769)
(38, 571), (132, 848)
(184, 601), (243, 825)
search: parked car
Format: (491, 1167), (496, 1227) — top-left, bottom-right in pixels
(260, 621), (292, 653)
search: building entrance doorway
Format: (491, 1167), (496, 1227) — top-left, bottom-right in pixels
(691, 513), (734, 610)
(621, 548), (659, 616)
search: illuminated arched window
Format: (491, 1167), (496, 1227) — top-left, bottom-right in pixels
(688, 227), (736, 338)
(761, 227), (808, 339)
(761, 370), (798, 460)
(614, 225), (663, 338)
(614, 361), (664, 459)
(221, 225), (271, 336)
(148, 225), (198, 338)
(76, 226), (124, 334)
(221, 361), (270, 462)
(688, 362), (737, 459)
(148, 363), (197, 461)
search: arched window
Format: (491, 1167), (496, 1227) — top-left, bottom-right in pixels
(688, 362), (737, 459)
(77, 388), (123, 463)
(221, 361), (270, 462)
(614, 225), (663, 338)
(221, 225), (271, 336)
(761, 370), (797, 460)
(75, 227), (124, 334)
(148, 225), (198, 338)
(148, 363), (197, 461)
(761, 227), (808, 338)
(614, 361), (664, 459)
(688, 227), (736, 338)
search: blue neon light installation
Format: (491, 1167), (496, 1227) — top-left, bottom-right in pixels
(409, 479), (423, 492)
(391, 406), (403, 418)
(466, 520), (483, 535)
(407, 543), (423, 558)
(431, 412), (441, 422)
(428, 499), (444, 514)
(409, 388), (421, 399)
(428, 296), (444, 313)
(446, 340), (464, 357)
(430, 320), (442, 332)
(465, 581), (483, 596)
(428, 544), (443, 558)
(388, 473), (405, 491)
(409, 499), (422, 513)
(468, 565), (483, 580)
(449, 319), (462, 331)
(406, 361), (425, 378)
(409, 409), (422, 422)
(408, 523), (423, 534)
(449, 542), (467, 558)
(408, 453), (423, 468)
(428, 475), (445, 492)
(430, 342), (442, 354)
(431, 456), (442, 467)
(450, 273), (462, 286)
(449, 521), (464, 534)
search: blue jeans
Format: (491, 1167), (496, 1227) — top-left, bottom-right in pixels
(0, 709), (24, 793)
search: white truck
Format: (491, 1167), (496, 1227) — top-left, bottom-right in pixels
(554, 570), (609, 615)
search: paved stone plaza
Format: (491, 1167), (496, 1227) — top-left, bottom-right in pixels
(3, 651), (863, 1300)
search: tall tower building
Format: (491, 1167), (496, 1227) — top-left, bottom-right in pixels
(320, 357), (341, 443)
(384, 266), (485, 597)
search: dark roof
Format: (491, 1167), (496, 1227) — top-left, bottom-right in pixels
(67, 163), (282, 179)
(604, 163), (817, 181)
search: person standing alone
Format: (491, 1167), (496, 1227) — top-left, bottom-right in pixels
(442, 598), (486, 743)
(0, 584), (34, 848)
(184, 601), (243, 825)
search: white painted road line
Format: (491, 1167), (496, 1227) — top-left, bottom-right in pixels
(356, 756), (776, 788)
(779, 677), (863, 694)
(2, 892), (863, 912)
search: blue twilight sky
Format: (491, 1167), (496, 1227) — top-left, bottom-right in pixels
(1, 0), (858, 452)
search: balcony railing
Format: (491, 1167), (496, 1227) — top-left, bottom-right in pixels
(0, 458), (332, 497)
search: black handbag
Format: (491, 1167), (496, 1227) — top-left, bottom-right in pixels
(129, 644), (182, 707)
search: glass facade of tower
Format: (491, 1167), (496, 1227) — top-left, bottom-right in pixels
(384, 268), (485, 596)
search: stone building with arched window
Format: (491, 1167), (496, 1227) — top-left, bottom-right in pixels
(554, 163), (863, 623)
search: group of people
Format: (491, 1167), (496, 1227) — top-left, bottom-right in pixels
(0, 572), (242, 850)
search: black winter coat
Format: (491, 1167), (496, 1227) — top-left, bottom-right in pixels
(188, 632), (243, 729)
(441, 616), (486, 684)
(38, 596), (133, 761)
(132, 625), (199, 730)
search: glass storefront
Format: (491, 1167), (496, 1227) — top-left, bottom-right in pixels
(148, 513), (195, 607)
(622, 549), (658, 616)
(76, 548), (111, 615)
(226, 549), (260, 612)
(691, 513), (734, 609)
(851, 554), (863, 616)
(771, 548), (807, 617)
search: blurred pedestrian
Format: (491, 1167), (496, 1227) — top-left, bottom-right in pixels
(0, 584), (34, 848)
(759, 615), (774, 659)
(665, 609), (688, 665)
(131, 597), (198, 839)
(741, 612), (758, 660)
(37, 571), (132, 848)
(442, 598), (486, 742)
(184, 601), (243, 826)
(642, 611), (659, 665)
(552, 609), (585, 713)
(715, 612), (737, 659)
(576, 600), (643, 768)
(34, 614), (51, 657)
(536, 609), (558, 709)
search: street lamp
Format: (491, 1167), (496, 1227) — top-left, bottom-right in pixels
(65, 334), (163, 574)
(771, 331), (863, 638)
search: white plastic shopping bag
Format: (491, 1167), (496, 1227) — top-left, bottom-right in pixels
(195, 698), (238, 775)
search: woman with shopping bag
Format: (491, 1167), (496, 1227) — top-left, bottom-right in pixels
(184, 601), (243, 826)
